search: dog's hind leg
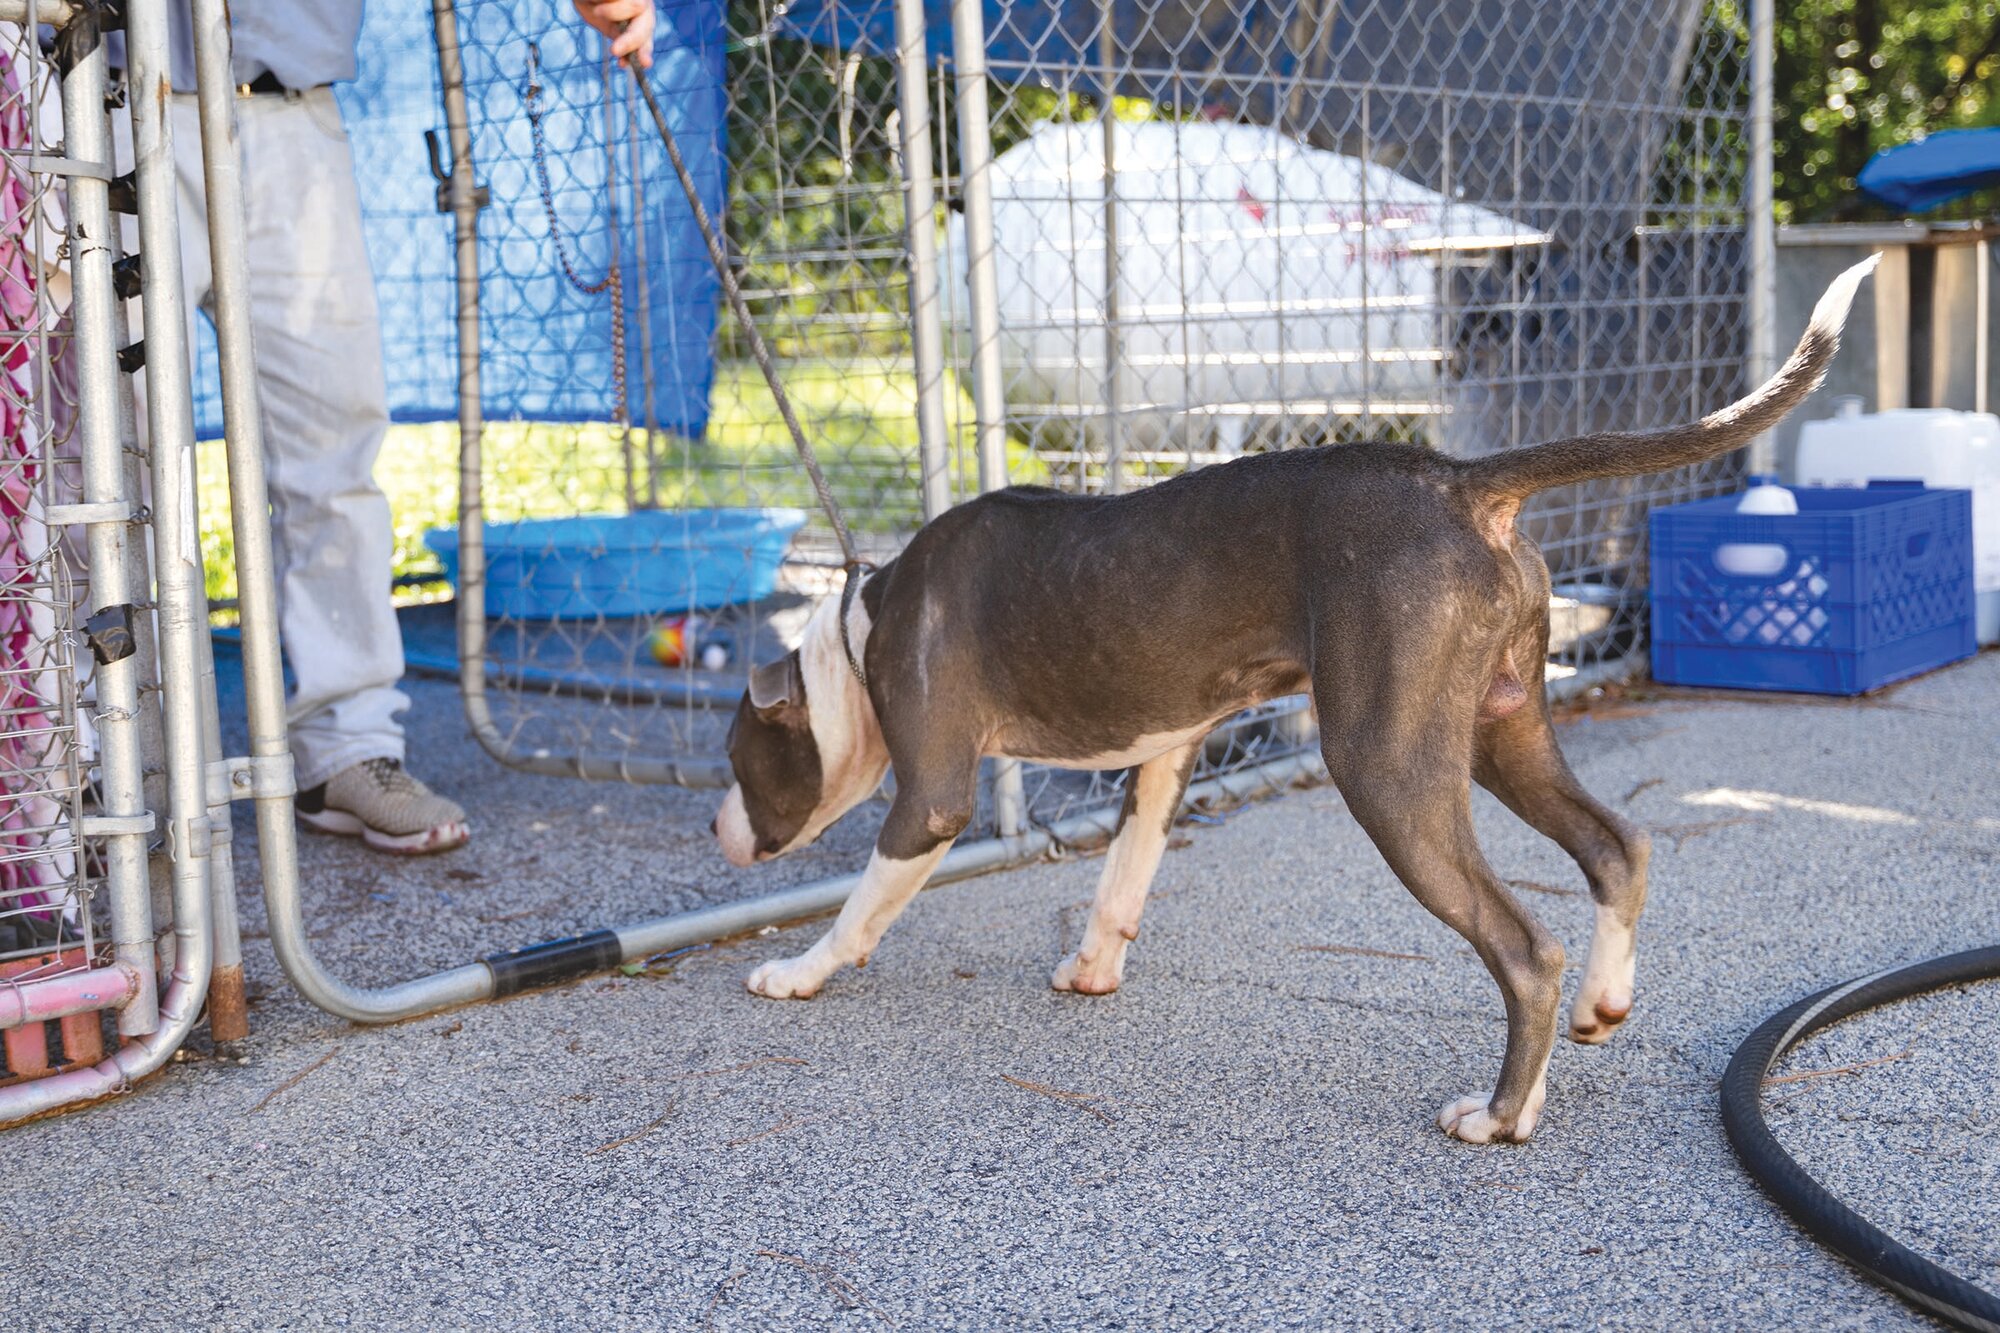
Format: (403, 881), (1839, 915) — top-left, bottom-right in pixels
(1051, 741), (1201, 996)
(1317, 666), (1565, 1144)
(1474, 699), (1650, 1045)
(745, 761), (978, 1001)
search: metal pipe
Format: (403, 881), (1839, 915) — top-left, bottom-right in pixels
(193, 613), (246, 1039)
(473, 748), (728, 787)
(430, 0), (512, 779)
(0, 964), (142, 1029)
(1097, 1), (1124, 494)
(251, 733), (1324, 1025)
(129, 0), (216, 1002)
(58, 2), (159, 1037)
(187, 0), (277, 1043)
(1746, 0), (1777, 473)
(948, 0), (1025, 837)
(619, 748), (1325, 958)
(950, 3), (1005, 498)
(891, 0), (951, 519)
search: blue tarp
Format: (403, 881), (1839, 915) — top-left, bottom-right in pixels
(191, 0), (727, 440)
(1859, 128), (2000, 213)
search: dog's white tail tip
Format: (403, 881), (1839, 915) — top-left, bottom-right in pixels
(1807, 253), (1881, 334)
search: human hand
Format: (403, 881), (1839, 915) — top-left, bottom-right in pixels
(572, 0), (657, 69)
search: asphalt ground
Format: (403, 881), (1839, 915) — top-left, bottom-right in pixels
(4, 648), (1995, 1329)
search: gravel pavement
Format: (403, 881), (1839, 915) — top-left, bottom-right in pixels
(4, 647), (1996, 1330)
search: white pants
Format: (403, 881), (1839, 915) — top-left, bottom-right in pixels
(160, 89), (409, 789)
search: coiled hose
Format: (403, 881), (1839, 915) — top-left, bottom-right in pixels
(1720, 945), (2000, 1332)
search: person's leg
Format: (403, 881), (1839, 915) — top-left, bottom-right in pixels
(227, 90), (465, 852)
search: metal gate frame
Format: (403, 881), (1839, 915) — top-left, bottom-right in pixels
(3, 0), (208, 1120)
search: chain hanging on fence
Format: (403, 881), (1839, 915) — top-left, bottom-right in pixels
(524, 40), (627, 431)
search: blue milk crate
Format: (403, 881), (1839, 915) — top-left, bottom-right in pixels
(1649, 481), (1976, 695)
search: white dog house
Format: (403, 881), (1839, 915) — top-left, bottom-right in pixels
(946, 119), (1547, 455)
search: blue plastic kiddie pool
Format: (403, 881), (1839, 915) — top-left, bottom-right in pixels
(425, 508), (809, 620)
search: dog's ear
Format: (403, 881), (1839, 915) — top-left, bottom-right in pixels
(747, 652), (805, 716)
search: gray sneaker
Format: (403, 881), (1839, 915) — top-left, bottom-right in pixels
(296, 757), (470, 855)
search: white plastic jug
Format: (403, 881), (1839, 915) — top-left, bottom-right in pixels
(1796, 405), (2000, 644)
(1716, 475), (1797, 577)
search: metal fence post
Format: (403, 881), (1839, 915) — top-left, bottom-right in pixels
(125, 0), (214, 1022)
(56, 0), (159, 1038)
(950, 0), (1025, 838)
(187, 0), (301, 1044)
(1097, 0), (1123, 494)
(892, 0), (951, 519)
(1746, 0), (1778, 474)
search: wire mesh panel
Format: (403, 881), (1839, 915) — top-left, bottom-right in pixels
(941, 0), (1754, 697)
(423, 0), (934, 784)
(0, 24), (102, 1073)
(429, 0), (1754, 844)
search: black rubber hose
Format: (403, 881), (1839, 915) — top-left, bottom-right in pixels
(1720, 945), (2000, 1333)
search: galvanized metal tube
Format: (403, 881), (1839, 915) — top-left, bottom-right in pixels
(58, 4), (159, 1037)
(231, 0), (498, 1026)
(1746, 0), (1778, 473)
(947, 0), (1025, 837)
(1097, 2), (1123, 495)
(199, 0), (477, 1024)
(615, 747), (1326, 960)
(251, 737), (1319, 1025)
(193, 617), (246, 1039)
(432, 0), (510, 778)
(186, 0), (276, 1042)
(0, 964), (142, 1029)
(949, 4), (1006, 500)
(128, 0), (215, 1016)
(892, 0), (951, 519)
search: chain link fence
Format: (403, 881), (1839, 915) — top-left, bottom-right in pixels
(0, 26), (96, 1027)
(418, 0), (1756, 856)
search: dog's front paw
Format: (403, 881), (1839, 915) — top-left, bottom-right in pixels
(1437, 1091), (1542, 1144)
(745, 954), (832, 1000)
(1050, 948), (1123, 995)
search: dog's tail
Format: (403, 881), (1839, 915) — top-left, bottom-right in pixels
(1460, 255), (1878, 505)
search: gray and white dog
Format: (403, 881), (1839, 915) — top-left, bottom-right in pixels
(716, 257), (1877, 1144)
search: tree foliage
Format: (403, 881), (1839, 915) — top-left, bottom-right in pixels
(1760, 0), (2000, 220)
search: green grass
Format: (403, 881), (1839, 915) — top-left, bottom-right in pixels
(196, 358), (1050, 607)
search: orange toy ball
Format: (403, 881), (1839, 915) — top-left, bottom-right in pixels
(648, 617), (690, 667)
